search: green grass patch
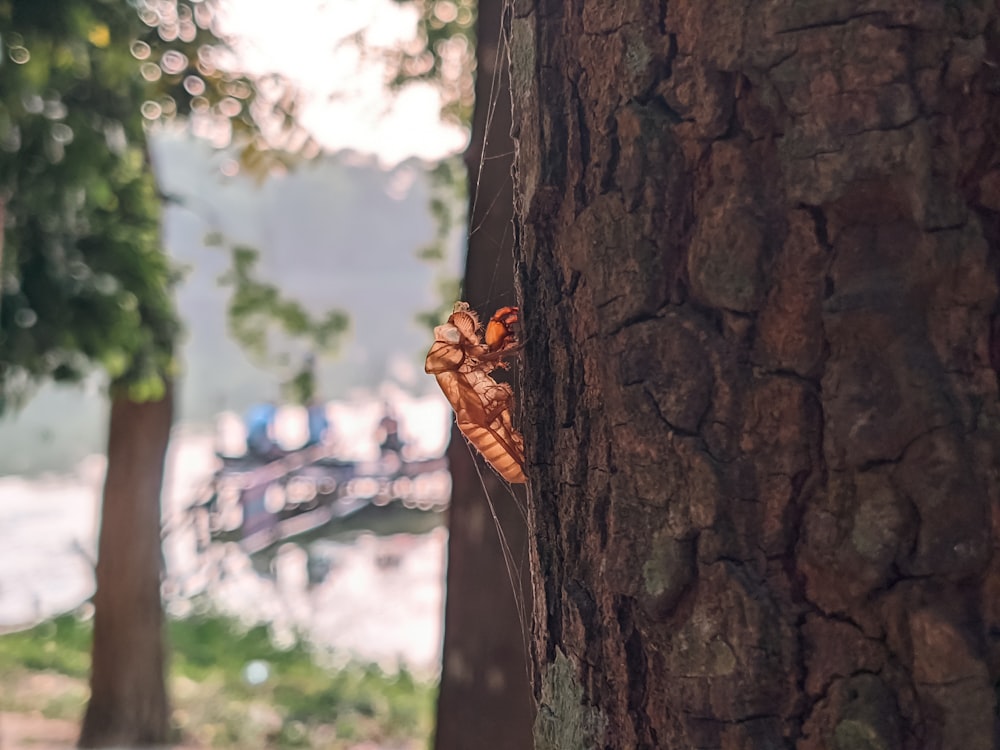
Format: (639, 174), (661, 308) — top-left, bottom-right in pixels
(0, 612), (436, 749)
(0, 616), (93, 678)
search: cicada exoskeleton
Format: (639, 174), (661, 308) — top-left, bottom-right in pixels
(425, 302), (525, 483)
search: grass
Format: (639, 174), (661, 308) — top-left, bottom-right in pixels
(0, 611), (436, 749)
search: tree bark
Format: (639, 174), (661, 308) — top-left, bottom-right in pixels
(510, 1), (1000, 748)
(79, 385), (173, 748)
(433, 0), (534, 747)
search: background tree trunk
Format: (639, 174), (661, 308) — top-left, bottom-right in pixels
(433, 0), (534, 747)
(510, 1), (1000, 748)
(79, 385), (173, 748)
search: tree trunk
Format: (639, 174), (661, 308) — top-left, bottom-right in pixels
(433, 0), (534, 747)
(79, 385), (173, 748)
(510, 1), (1000, 748)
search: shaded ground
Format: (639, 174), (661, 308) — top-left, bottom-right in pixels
(0, 673), (196, 749)
(0, 709), (404, 750)
(1, 710), (79, 750)
(0, 709), (204, 750)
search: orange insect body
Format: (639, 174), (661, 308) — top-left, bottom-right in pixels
(485, 306), (519, 351)
(425, 302), (525, 483)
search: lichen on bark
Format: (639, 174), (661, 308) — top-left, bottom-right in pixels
(533, 649), (606, 750)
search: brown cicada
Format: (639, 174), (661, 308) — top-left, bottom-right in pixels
(425, 302), (525, 483)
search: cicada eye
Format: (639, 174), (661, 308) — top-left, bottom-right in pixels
(485, 306), (519, 350)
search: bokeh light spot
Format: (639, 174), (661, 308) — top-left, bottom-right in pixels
(8, 46), (30, 64)
(160, 50), (189, 75)
(183, 75), (206, 95)
(141, 100), (163, 120)
(140, 62), (162, 82)
(14, 308), (37, 328)
(130, 40), (151, 60)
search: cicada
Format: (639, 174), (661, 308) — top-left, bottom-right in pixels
(425, 302), (526, 483)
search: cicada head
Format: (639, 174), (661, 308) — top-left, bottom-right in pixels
(447, 302), (482, 347)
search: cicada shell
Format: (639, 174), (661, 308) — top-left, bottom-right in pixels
(425, 302), (525, 483)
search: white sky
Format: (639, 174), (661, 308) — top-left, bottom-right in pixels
(218, 0), (468, 165)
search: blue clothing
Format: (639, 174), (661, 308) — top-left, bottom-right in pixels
(306, 403), (329, 446)
(245, 403), (277, 456)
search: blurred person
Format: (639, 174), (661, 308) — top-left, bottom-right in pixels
(305, 398), (330, 447)
(244, 401), (281, 460)
(376, 403), (405, 456)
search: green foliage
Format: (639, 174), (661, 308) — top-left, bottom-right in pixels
(0, 615), (93, 678)
(388, 0), (477, 126)
(284, 362), (317, 406)
(123, 0), (315, 170)
(416, 155), (464, 331)
(0, 0), (183, 410)
(0, 612), (436, 748)
(218, 244), (348, 402)
(417, 155), (465, 263)
(0, 0), (318, 412)
(378, 3), (475, 330)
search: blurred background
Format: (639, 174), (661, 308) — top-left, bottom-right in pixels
(0, 0), (511, 747)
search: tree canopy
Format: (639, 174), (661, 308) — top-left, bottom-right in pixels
(388, 0), (476, 126)
(0, 0), (179, 409)
(0, 0), (324, 411)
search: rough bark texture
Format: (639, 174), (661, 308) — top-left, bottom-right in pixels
(433, 0), (534, 746)
(79, 387), (173, 748)
(510, 1), (1000, 748)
